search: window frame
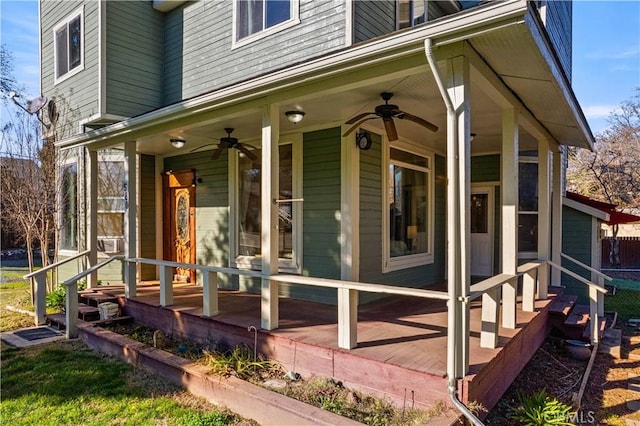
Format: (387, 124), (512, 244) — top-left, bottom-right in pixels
(518, 156), (539, 259)
(96, 157), (126, 252)
(232, 0), (300, 49)
(229, 133), (303, 273)
(382, 138), (435, 272)
(58, 159), (79, 254)
(53, 6), (85, 85)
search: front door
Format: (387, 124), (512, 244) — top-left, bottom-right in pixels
(163, 170), (196, 283)
(471, 186), (494, 277)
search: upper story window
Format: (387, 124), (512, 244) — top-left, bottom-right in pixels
(234, 0), (299, 47)
(398, 0), (427, 29)
(384, 143), (434, 272)
(54, 7), (84, 83)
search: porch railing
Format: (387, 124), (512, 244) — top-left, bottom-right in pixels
(549, 253), (610, 344)
(127, 257), (449, 350)
(62, 255), (124, 338)
(24, 249), (91, 326)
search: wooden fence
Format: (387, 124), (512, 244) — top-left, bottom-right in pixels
(602, 237), (640, 269)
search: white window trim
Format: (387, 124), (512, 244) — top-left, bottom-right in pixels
(230, 133), (303, 273)
(231, 0), (300, 49)
(53, 6), (85, 85)
(382, 138), (435, 272)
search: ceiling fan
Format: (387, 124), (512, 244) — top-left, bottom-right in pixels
(343, 92), (438, 141)
(190, 128), (258, 161)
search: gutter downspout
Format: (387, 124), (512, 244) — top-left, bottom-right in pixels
(424, 38), (483, 426)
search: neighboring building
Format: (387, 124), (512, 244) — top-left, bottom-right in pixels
(39, 0), (599, 418)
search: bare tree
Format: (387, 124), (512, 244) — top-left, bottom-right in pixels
(568, 88), (640, 212)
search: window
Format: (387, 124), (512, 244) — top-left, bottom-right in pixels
(384, 145), (434, 271)
(519, 159), (538, 256)
(398, 0), (427, 29)
(234, 0), (299, 45)
(54, 8), (83, 82)
(97, 160), (126, 253)
(233, 138), (301, 272)
(60, 163), (78, 250)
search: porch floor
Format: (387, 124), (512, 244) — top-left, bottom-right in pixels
(94, 281), (557, 413)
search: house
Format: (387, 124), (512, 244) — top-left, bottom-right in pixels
(38, 0), (601, 420)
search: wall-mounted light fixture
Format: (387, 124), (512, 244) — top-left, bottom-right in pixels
(285, 110), (305, 124)
(355, 129), (372, 150)
(170, 137), (186, 149)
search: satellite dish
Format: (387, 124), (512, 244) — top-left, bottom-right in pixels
(27, 96), (48, 114)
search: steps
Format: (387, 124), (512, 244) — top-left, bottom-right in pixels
(548, 292), (605, 343)
(46, 289), (130, 330)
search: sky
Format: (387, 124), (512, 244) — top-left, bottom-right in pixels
(0, 0), (638, 134)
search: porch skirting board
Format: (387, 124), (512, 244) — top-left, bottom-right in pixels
(118, 297), (451, 410)
(458, 294), (555, 412)
(77, 325), (363, 426)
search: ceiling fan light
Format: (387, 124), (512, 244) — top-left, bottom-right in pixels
(285, 110), (305, 123)
(170, 137), (186, 149)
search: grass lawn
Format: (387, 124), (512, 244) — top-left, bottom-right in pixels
(0, 340), (250, 425)
(606, 280), (640, 320)
(0, 266), (251, 425)
(0, 266), (36, 332)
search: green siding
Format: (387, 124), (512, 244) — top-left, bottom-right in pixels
(471, 154), (500, 182)
(163, 1), (347, 104)
(359, 136), (446, 304)
(56, 256), (123, 286)
(40, 0), (100, 139)
(139, 154), (156, 280)
(163, 151), (235, 289)
(562, 205), (593, 302)
(281, 127), (342, 304)
(106, 1), (164, 117)
(353, 0), (395, 43)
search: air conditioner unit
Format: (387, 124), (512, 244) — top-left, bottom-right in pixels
(98, 238), (123, 253)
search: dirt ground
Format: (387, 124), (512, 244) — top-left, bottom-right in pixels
(486, 323), (640, 425)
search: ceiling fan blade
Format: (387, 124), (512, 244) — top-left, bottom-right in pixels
(211, 145), (225, 160)
(345, 112), (375, 125)
(342, 117), (376, 137)
(397, 111), (439, 132)
(383, 117), (398, 141)
(237, 144), (257, 161)
(189, 143), (217, 153)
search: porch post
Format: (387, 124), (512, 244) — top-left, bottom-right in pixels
(338, 125), (360, 349)
(446, 54), (472, 376)
(86, 149), (98, 288)
(261, 104), (279, 330)
(501, 107), (518, 329)
(124, 141), (137, 298)
(159, 264), (173, 306)
(338, 288), (358, 349)
(537, 139), (551, 299)
(551, 147), (563, 286)
(202, 270), (219, 317)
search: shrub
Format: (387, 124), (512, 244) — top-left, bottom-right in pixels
(509, 389), (575, 425)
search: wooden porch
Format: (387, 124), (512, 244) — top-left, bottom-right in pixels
(88, 280), (559, 414)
